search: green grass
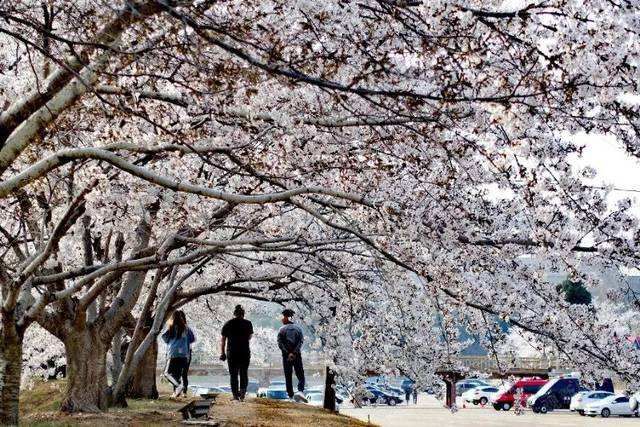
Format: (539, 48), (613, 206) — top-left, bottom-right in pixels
(20, 380), (64, 415)
(19, 380), (183, 426)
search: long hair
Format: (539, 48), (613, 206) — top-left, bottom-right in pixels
(168, 310), (187, 337)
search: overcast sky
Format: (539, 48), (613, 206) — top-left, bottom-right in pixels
(571, 132), (640, 216)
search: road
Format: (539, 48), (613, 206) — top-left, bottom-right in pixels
(341, 395), (640, 427)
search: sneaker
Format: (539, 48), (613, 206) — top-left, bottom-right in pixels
(293, 391), (308, 403)
(172, 385), (184, 398)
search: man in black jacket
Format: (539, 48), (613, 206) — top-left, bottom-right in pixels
(277, 308), (307, 402)
(220, 305), (253, 401)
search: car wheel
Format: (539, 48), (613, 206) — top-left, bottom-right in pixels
(502, 403), (511, 411)
(493, 404), (501, 411)
(532, 407), (539, 413)
(601, 408), (610, 418)
(388, 398), (397, 406)
(578, 410), (585, 416)
(539, 404), (548, 414)
(479, 397), (488, 406)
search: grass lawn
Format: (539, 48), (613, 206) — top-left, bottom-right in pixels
(19, 380), (371, 426)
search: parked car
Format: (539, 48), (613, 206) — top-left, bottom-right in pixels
(306, 392), (325, 407)
(305, 389), (323, 399)
(365, 376), (386, 385)
(527, 377), (587, 413)
(465, 379), (492, 386)
(257, 387), (268, 398)
(188, 385), (226, 396)
(362, 385), (403, 406)
(335, 384), (349, 403)
(455, 381), (481, 396)
(305, 392), (342, 410)
(266, 385), (289, 400)
(462, 386), (499, 406)
(399, 378), (415, 393)
(491, 378), (547, 411)
(570, 391), (614, 415)
(378, 384), (405, 397)
(630, 391), (640, 412)
(584, 394), (638, 418)
(247, 379), (260, 394)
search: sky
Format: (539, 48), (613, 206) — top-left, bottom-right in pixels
(572, 133), (640, 216)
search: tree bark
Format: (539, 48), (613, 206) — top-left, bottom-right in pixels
(126, 340), (158, 400)
(0, 321), (23, 426)
(60, 328), (109, 413)
(110, 328), (125, 385)
(323, 366), (336, 411)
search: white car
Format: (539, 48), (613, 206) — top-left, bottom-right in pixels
(462, 386), (499, 406)
(584, 394), (638, 418)
(305, 393), (341, 410)
(630, 392), (640, 411)
(570, 391), (614, 415)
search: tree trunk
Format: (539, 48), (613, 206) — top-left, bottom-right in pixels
(0, 323), (22, 426)
(323, 366), (336, 411)
(110, 328), (125, 385)
(126, 340), (158, 400)
(60, 328), (109, 413)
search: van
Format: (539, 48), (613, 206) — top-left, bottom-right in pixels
(490, 378), (547, 411)
(527, 377), (588, 413)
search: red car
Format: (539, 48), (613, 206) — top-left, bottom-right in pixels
(490, 378), (547, 411)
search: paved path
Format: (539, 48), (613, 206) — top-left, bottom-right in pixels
(342, 395), (640, 427)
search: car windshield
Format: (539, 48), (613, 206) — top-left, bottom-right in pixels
(497, 383), (513, 393)
(533, 379), (557, 397)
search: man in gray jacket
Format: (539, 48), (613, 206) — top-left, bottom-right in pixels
(277, 308), (307, 402)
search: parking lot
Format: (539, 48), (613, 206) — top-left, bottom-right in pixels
(342, 395), (640, 427)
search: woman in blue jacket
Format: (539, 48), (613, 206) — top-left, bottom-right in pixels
(162, 310), (196, 397)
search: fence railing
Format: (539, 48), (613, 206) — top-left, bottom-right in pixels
(446, 355), (560, 373)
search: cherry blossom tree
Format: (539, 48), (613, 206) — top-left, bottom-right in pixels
(1, 0), (640, 424)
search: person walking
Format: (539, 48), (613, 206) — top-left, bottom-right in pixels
(277, 308), (307, 402)
(220, 304), (253, 401)
(405, 386), (411, 405)
(413, 386), (418, 405)
(161, 310), (196, 398)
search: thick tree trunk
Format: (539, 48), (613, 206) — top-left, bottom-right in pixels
(126, 340), (158, 400)
(60, 328), (109, 413)
(0, 323), (22, 426)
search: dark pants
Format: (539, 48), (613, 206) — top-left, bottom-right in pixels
(227, 353), (250, 400)
(282, 352), (305, 398)
(164, 357), (189, 390)
(181, 354), (191, 394)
